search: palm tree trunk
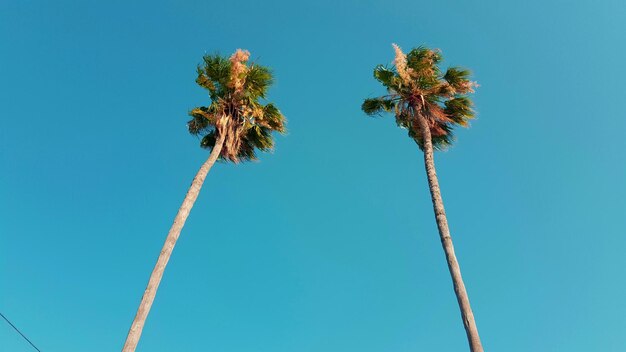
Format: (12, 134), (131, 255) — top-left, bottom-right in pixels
(415, 114), (484, 352)
(122, 133), (226, 352)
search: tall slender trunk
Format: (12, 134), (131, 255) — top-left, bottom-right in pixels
(122, 133), (226, 352)
(415, 114), (484, 352)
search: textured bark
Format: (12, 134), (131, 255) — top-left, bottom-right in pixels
(415, 114), (484, 352)
(122, 133), (226, 352)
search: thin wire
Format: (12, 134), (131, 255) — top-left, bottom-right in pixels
(0, 312), (42, 352)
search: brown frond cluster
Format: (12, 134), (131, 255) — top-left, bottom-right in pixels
(228, 49), (250, 94)
(458, 80), (479, 94)
(392, 43), (413, 85)
(220, 112), (246, 161)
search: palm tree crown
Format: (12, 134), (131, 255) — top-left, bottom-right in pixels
(188, 49), (286, 162)
(362, 44), (477, 149)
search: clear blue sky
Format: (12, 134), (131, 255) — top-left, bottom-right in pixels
(2, 0), (625, 351)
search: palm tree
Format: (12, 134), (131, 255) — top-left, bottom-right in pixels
(361, 44), (482, 351)
(122, 49), (286, 352)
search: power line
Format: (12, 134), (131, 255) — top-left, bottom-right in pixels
(0, 312), (42, 352)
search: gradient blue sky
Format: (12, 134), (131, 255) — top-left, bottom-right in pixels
(2, 0), (626, 351)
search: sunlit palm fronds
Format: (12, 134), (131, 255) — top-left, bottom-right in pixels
(189, 49), (286, 162)
(362, 44), (477, 150)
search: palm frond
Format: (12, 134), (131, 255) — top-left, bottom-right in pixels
(202, 54), (231, 85)
(195, 67), (215, 94)
(187, 106), (215, 135)
(444, 97), (474, 126)
(373, 65), (395, 86)
(244, 65), (273, 99)
(262, 103), (286, 133)
(200, 130), (217, 150)
(362, 97), (395, 116)
(247, 125), (274, 151)
(444, 67), (471, 87)
(406, 47), (440, 73)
